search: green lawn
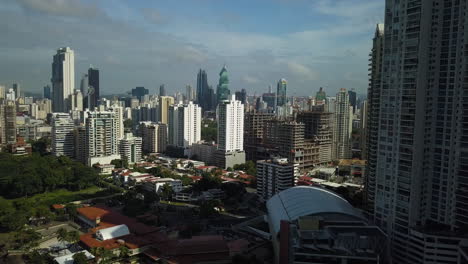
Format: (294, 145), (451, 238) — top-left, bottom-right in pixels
(9, 186), (115, 206)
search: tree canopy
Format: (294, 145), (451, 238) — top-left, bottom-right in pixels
(0, 153), (99, 199)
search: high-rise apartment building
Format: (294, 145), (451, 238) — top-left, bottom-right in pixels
(88, 67), (100, 110)
(74, 126), (86, 163)
(276, 79), (287, 107)
(218, 95), (243, 152)
(0, 85), (5, 100)
(365, 24), (384, 214)
(119, 133), (142, 164)
(348, 89), (357, 114)
(256, 158), (298, 201)
(244, 111), (275, 161)
(52, 47), (75, 112)
(159, 96), (175, 124)
(367, 2), (468, 262)
(216, 65), (230, 104)
(332, 88), (351, 159)
(85, 111), (119, 166)
(168, 102), (201, 149)
(297, 106), (333, 164)
(109, 105), (124, 140)
(139, 122), (167, 154)
(51, 113), (75, 158)
(216, 95), (245, 168)
(69, 90), (83, 111)
(1, 101), (16, 144)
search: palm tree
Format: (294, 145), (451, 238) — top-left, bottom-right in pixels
(56, 228), (68, 242)
(119, 245), (130, 258)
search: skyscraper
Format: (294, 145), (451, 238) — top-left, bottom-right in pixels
(12, 83), (20, 98)
(365, 24), (384, 215)
(88, 67), (100, 110)
(132, 87), (149, 101)
(51, 113), (75, 157)
(315, 87), (327, 104)
(196, 69), (209, 110)
(348, 89), (357, 114)
(216, 65), (230, 104)
(215, 95), (245, 168)
(235, 89), (247, 104)
(168, 102), (201, 149)
(367, 2), (468, 262)
(332, 88), (351, 160)
(276, 79), (287, 107)
(159, 96), (175, 124)
(43, 85), (51, 99)
(218, 95), (243, 152)
(52, 47), (75, 112)
(185, 85), (195, 102)
(160, 84), (166, 96)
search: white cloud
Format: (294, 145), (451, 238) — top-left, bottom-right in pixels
(141, 8), (165, 24)
(14, 0), (101, 17)
(242, 75), (260, 84)
(284, 61), (320, 81)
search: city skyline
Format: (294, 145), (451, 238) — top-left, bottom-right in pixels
(0, 0), (383, 96)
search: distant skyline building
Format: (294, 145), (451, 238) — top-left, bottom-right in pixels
(332, 88), (351, 159)
(52, 47), (75, 113)
(132, 87), (149, 101)
(12, 83), (20, 98)
(196, 69), (209, 111)
(276, 79), (287, 107)
(159, 96), (175, 125)
(185, 85), (195, 102)
(159, 84), (166, 96)
(235, 89), (247, 104)
(348, 89), (357, 114)
(168, 101), (201, 149)
(216, 65), (230, 104)
(43, 85), (51, 99)
(51, 113), (75, 158)
(315, 87), (326, 103)
(88, 67), (100, 110)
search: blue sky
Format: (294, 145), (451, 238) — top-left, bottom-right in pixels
(0, 0), (384, 96)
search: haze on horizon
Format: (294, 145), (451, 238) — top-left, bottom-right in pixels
(0, 0), (383, 96)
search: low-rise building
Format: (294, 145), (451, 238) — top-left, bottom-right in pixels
(142, 177), (183, 193)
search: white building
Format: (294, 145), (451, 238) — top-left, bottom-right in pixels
(256, 158), (299, 201)
(85, 111), (119, 166)
(52, 47), (75, 113)
(96, 224), (130, 241)
(139, 121), (167, 153)
(143, 178), (183, 193)
(217, 95), (244, 152)
(168, 101), (201, 149)
(119, 133), (142, 164)
(69, 89), (83, 111)
(109, 105), (124, 140)
(51, 113), (75, 158)
(332, 88), (351, 159)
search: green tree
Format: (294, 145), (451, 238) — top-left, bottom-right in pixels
(111, 159), (128, 169)
(72, 252), (88, 264)
(159, 183), (174, 201)
(119, 245), (130, 258)
(56, 228), (68, 242)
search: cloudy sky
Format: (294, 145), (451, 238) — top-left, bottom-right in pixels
(0, 0), (384, 97)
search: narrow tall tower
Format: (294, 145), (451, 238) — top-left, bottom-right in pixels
(52, 47), (75, 112)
